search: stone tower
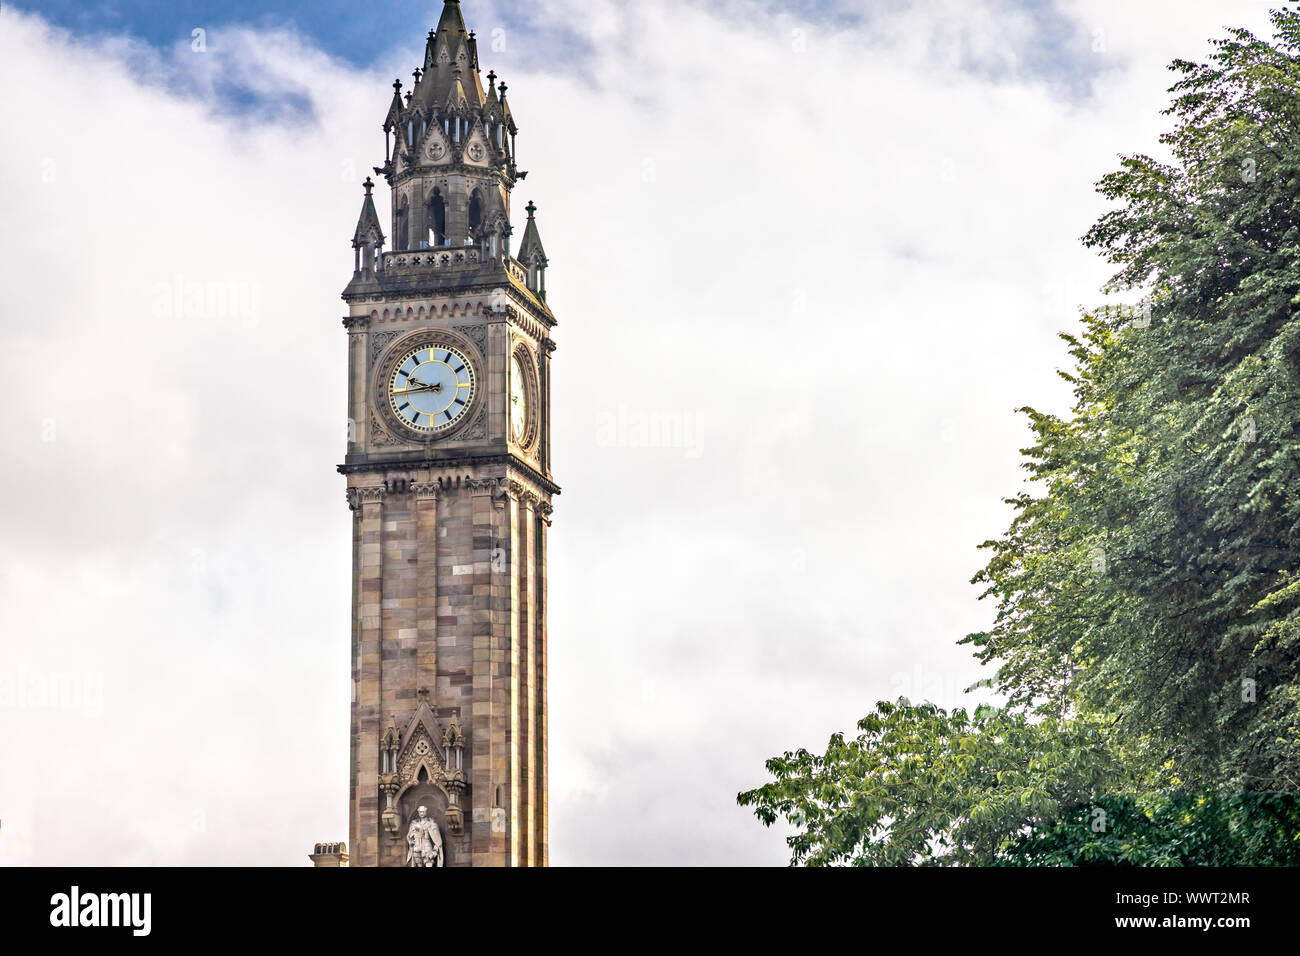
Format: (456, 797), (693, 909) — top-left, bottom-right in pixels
(320, 0), (557, 868)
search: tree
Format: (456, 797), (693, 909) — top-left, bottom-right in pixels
(966, 8), (1300, 793)
(1001, 792), (1300, 866)
(741, 11), (1300, 865)
(736, 700), (1127, 866)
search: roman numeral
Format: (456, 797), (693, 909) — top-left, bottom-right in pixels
(453, 366), (464, 374)
(443, 410), (453, 421)
(453, 398), (466, 407)
(398, 403), (411, 413)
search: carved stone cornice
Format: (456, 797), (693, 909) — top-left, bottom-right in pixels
(343, 315), (370, 333)
(339, 455), (561, 497)
(343, 275), (556, 328)
(508, 311), (549, 345)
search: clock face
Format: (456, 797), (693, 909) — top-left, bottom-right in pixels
(509, 356), (528, 442)
(388, 344), (476, 433)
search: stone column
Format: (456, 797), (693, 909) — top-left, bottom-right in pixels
(535, 499), (553, 867)
(350, 484), (387, 867)
(518, 491), (538, 866)
(468, 477), (505, 866)
(541, 339), (556, 474)
(413, 483), (440, 698)
(500, 481), (523, 867)
(344, 316), (369, 452)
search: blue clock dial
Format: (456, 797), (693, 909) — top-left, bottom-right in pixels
(388, 344), (476, 433)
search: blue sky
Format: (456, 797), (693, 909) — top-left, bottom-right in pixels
(13, 1), (588, 70)
(15, 1), (432, 64)
(16, 0), (1109, 103)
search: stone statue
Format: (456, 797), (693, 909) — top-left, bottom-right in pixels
(405, 806), (444, 867)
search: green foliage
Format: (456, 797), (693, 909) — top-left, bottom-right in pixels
(966, 8), (1300, 792)
(736, 699), (1128, 866)
(740, 10), (1300, 865)
(1001, 792), (1300, 866)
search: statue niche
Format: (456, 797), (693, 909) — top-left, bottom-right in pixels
(401, 772), (449, 868)
(405, 803), (445, 867)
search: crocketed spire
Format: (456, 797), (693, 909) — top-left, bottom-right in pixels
(352, 177), (385, 248)
(516, 200), (547, 264)
(416, 0), (487, 111)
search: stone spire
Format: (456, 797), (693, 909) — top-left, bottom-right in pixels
(383, 79), (404, 132)
(416, 0), (487, 111)
(370, 1), (529, 262)
(516, 201), (547, 264)
(348, 177), (386, 283)
(517, 200), (549, 300)
(352, 177), (385, 249)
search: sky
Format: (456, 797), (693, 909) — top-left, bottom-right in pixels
(0, 0), (1284, 866)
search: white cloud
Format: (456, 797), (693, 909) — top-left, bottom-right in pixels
(0, 0), (1279, 865)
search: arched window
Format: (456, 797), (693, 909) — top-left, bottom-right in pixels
(468, 190), (483, 237)
(396, 196), (410, 251)
(429, 189), (446, 246)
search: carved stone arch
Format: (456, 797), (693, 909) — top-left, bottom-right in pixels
(396, 766), (450, 804)
(510, 340), (541, 452)
(395, 192), (411, 251)
(395, 702), (447, 786)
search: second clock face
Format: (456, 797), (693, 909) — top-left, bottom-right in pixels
(509, 356), (528, 442)
(388, 344), (476, 433)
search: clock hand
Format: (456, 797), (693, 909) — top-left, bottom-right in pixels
(395, 383), (446, 395)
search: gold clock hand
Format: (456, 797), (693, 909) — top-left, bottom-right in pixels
(395, 383), (446, 395)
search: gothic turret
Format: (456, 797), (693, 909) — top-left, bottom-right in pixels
(517, 201), (548, 301)
(351, 177), (385, 276)
(369, 0), (524, 265)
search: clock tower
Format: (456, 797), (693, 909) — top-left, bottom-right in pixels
(321, 0), (557, 868)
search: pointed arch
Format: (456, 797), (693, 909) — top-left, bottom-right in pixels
(395, 194), (410, 251)
(468, 187), (484, 237)
(429, 188), (447, 247)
